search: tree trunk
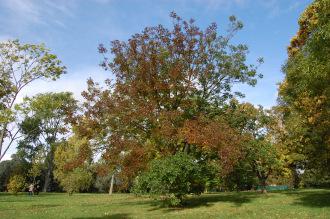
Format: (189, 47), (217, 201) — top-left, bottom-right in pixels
(183, 142), (190, 154)
(43, 167), (52, 192)
(260, 177), (267, 194)
(0, 123), (7, 161)
(109, 174), (115, 195)
(236, 172), (241, 192)
(292, 166), (300, 189)
(43, 151), (54, 192)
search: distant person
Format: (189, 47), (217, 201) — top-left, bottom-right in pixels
(28, 183), (34, 196)
(34, 181), (40, 195)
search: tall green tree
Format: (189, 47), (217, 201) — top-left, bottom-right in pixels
(0, 40), (66, 161)
(17, 92), (77, 192)
(278, 0), (330, 184)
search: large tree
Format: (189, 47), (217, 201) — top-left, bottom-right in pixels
(17, 92), (77, 192)
(278, 0), (330, 184)
(80, 12), (263, 190)
(0, 40), (66, 161)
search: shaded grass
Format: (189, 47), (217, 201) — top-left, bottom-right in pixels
(284, 190), (330, 208)
(0, 189), (329, 218)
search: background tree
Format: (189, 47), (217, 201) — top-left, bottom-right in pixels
(0, 40), (66, 161)
(74, 79), (119, 194)
(0, 154), (29, 191)
(54, 134), (93, 194)
(221, 100), (282, 192)
(247, 140), (282, 193)
(28, 149), (44, 187)
(17, 92), (77, 192)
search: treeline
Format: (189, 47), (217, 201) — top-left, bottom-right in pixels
(0, 0), (329, 206)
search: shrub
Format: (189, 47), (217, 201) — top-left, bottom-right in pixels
(7, 175), (26, 194)
(57, 168), (93, 195)
(132, 153), (209, 206)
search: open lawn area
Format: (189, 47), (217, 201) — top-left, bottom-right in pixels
(0, 189), (329, 219)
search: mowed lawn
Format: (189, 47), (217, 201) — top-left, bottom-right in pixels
(0, 189), (329, 219)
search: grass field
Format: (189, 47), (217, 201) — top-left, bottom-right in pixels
(0, 189), (329, 219)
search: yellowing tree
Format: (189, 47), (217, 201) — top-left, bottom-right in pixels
(278, 0), (330, 186)
(54, 135), (93, 194)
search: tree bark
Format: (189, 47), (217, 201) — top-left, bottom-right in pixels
(109, 174), (115, 195)
(43, 151), (54, 192)
(43, 167), (52, 192)
(291, 165), (300, 189)
(183, 142), (190, 154)
(256, 169), (268, 194)
(260, 178), (267, 193)
(0, 123), (7, 161)
(0, 92), (19, 161)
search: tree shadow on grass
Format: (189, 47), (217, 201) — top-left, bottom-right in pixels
(149, 192), (259, 212)
(30, 204), (62, 209)
(0, 192), (31, 197)
(112, 199), (157, 207)
(4, 192), (65, 198)
(187, 192), (257, 207)
(0, 193), (37, 202)
(0, 192), (13, 196)
(73, 213), (131, 219)
(286, 190), (330, 208)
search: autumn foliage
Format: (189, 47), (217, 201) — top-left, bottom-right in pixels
(76, 12), (263, 191)
(278, 0), (330, 185)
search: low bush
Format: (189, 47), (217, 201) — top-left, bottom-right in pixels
(132, 153), (210, 206)
(7, 175), (26, 194)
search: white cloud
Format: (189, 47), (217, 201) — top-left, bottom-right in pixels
(2, 0), (40, 21)
(0, 0), (119, 35)
(1, 0), (76, 29)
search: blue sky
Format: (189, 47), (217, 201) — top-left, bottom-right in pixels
(0, 0), (312, 158)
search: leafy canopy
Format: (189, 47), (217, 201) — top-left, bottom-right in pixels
(0, 40), (66, 161)
(80, 12), (263, 189)
(278, 0), (330, 179)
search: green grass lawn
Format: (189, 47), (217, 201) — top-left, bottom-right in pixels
(0, 189), (329, 219)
